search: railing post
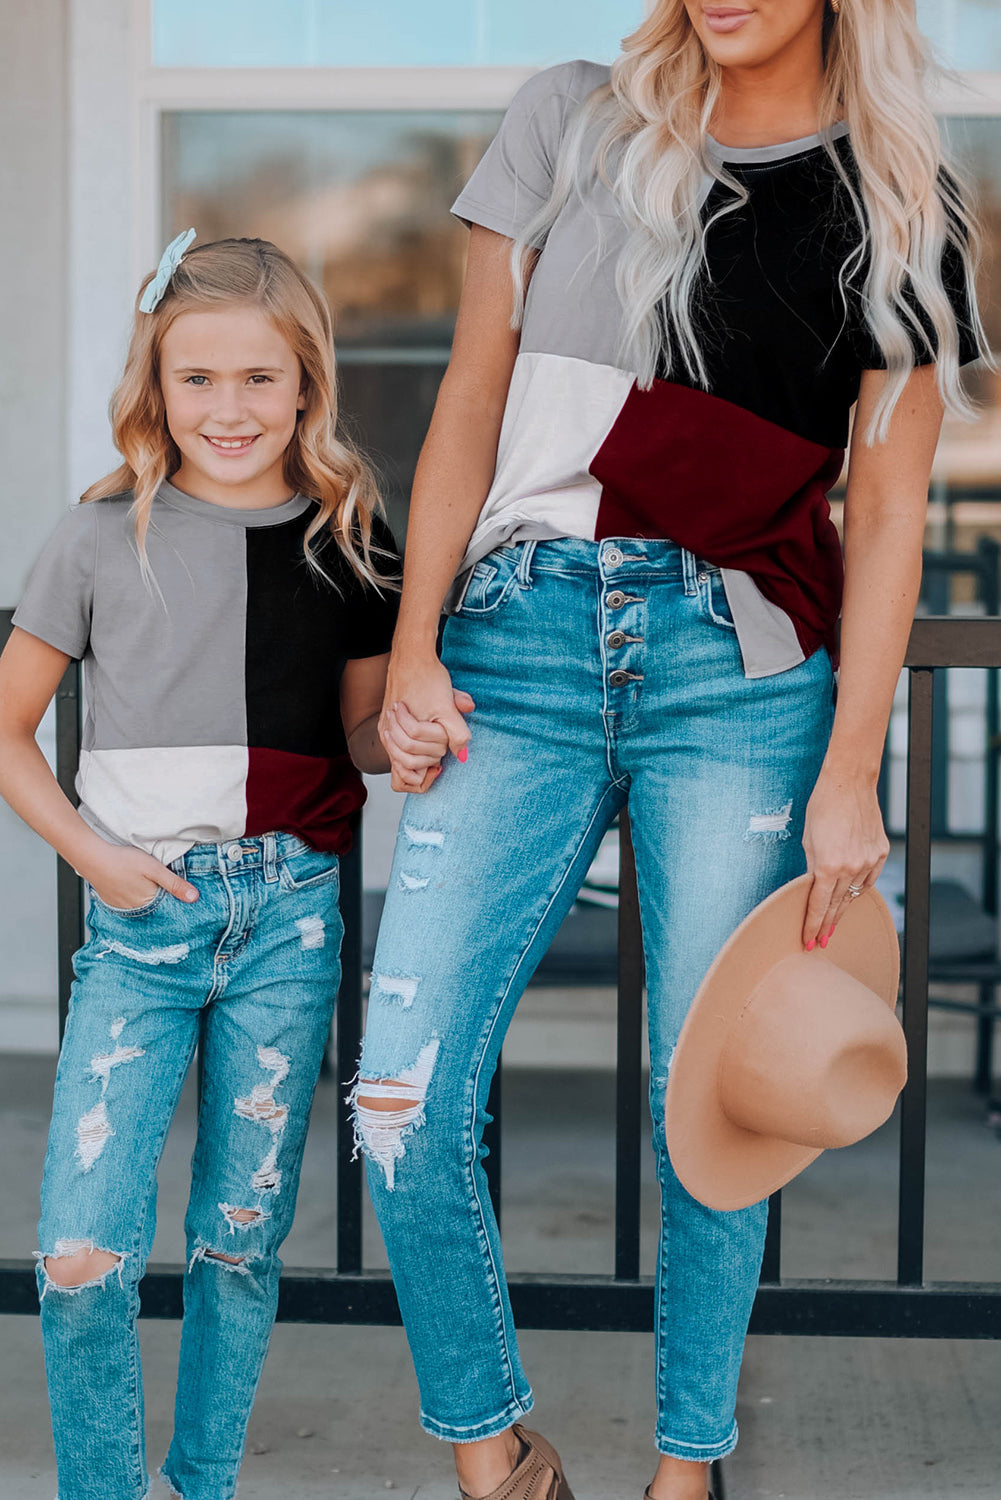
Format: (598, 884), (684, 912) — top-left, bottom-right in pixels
(899, 667), (934, 1287)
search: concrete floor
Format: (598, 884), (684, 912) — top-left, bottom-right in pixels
(1, 1056), (1000, 1498)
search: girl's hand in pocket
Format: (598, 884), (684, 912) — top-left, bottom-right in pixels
(83, 843), (199, 910)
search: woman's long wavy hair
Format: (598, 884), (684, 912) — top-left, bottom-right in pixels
(511, 0), (991, 442)
(83, 237), (394, 589)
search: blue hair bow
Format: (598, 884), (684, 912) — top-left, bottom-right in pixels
(139, 227), (197, 313)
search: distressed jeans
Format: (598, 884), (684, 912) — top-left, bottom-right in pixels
(36, 831), (342, 1500)
(354, 537), (835, 1459)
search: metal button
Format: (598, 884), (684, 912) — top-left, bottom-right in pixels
(604, 546), (624, 567)
(697, 571), (709, 584)
(226, 843), (244, 862)
(606, 591), (627, 610)
(607, 630), (627, 649)
(609, 669), (632, 687)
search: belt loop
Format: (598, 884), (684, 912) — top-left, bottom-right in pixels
(516, 538), (537, 589)
(263, 832), (278, 883)
(681, 546), (699, 596)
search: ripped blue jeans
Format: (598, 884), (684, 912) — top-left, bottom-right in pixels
(36, 831), (342, 1500)
(354, 537), (835, 1460)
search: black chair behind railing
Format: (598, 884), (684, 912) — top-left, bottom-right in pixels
(1, 606), (1000, 1342)
(877, 538), (1001, 1094)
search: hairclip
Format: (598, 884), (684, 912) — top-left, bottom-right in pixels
(139, 227), (197, 313)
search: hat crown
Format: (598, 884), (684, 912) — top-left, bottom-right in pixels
(718, 952), (907, 1149)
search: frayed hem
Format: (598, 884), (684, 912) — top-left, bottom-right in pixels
(158, 1466), (184, 1499)
(654, 1420), (738, 1463)
(420, 1394), (535, 1444)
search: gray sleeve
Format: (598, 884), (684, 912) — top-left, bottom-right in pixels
(450, 60), (587, 246)
(12, 504), (98, 659)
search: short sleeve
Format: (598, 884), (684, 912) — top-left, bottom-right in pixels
(341, 513), (401, 660)
(450, 60), (591, 246)
(852, 186), (981, 371)
(12, 504), (97, 659)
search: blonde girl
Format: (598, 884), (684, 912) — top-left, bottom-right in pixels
(0, 235), (447, 1500)
(356, 4), (988, 1500)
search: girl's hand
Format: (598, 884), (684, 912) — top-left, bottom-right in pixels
(83, 843), (199, 911)
(801, 767), (890, 950)
(381, 703), (452, 793)
(379, 653), (475, 794)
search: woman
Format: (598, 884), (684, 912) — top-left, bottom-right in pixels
(352, 4), (987, 1498)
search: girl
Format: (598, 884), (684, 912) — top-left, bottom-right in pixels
(0, 235), (448, 1500)
(356, 4), (989, 1500)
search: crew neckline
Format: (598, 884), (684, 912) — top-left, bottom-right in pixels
(157, 479), (312, 529)
(705, 118), (849, 164)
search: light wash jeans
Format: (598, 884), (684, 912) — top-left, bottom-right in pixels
(353, 537), (836, 1460)
(36, 831), (342, 1500)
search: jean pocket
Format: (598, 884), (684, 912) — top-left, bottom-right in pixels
(699, 567), (737, 632)
(88, 885), (169, 918)
(277, 848), (341, 893)
(455, 548), (520, 616)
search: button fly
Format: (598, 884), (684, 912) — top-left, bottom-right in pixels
(609, 669), (633, 687)
(606, 591), (628, 610)
(226, 843), (244, 862)
(607, 630), (627, 649)
(604, 546), (624, 567)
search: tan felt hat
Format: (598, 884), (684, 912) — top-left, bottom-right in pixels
(665, 872), (905, 1211)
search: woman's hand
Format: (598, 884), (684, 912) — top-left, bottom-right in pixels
(801, 766), (890, 949)
(83, 842), (199, 911)
(379, 653), (475, 794)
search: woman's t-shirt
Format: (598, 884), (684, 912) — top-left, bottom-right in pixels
(450, 59), (980, 677)
(13, 481), (400, 863)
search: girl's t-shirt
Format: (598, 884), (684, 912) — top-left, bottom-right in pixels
(13, 481), (400, 864)
(449, 59), (980, 678)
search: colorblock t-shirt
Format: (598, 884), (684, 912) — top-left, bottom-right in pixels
(449, 60), (980, 677)
(14, 481), (400, 864)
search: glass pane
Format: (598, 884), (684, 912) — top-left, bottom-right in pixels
(162, 110), (501, 538)
(917, 0), (1001, 72)
(935, 117), (1001, 509)
(153, 0), (639, 68)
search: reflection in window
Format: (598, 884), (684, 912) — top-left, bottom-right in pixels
(153, 0), (638, 68)
(162, 112), (500, 536)
(934, 118), (1001, 531)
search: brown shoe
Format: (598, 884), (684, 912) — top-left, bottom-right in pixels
(643, 1492), (715, 1499)
(460, 1424), (574, 1500)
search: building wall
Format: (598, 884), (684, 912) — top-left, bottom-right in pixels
(0, 0), (68, 600)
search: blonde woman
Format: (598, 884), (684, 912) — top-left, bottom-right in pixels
(356, 3), (987, 1499)
(0, 236), (448, 1500)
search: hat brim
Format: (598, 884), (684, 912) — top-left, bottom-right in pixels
(665, 873), (901, 1212)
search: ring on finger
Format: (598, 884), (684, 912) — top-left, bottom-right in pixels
(847, 881), (865, 899)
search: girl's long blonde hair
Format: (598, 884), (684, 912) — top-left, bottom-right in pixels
(83, 237), (394, 588)
(512, 0), (992, 442)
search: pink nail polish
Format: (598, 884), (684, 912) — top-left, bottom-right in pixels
(827, 924), (835, 939)
(819, 934), (829, 949)
(806, 938), (815, 951)
(457, 746), (468, 763)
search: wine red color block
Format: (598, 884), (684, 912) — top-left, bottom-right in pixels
(245, 747), (366, 854)
(591, 380), (846, 664)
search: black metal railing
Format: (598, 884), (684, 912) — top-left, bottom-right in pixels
(1, 609), (1000, 1341)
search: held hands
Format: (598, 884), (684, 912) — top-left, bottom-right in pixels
(801, 766), (890, 950)
(83, 842), (199, 911)
(378, 655), (475, 794)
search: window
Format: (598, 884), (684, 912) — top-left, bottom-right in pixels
(152, 0), (639, 69)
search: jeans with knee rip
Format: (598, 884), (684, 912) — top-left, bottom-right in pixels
(353, 537), (836, 1460)
(36, 831), (341, 1500)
